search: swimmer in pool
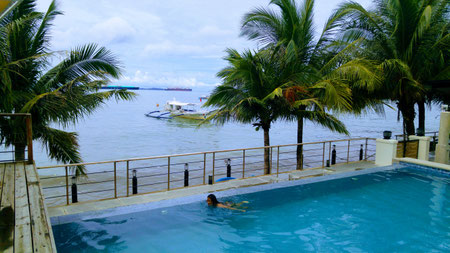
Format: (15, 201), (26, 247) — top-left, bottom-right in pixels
(206, 194), (248, 212)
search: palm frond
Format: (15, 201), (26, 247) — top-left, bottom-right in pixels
(305, 110), (349, 135)
(36, 126), (86, 176)
(31, 0), (62, 54)
(241, 6), (282, 47)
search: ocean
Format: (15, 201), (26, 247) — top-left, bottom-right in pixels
(32, 89), (441, 167)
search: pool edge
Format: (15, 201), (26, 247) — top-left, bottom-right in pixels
(51, 164), (397, 225)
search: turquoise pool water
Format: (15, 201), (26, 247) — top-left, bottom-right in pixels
(53, 166), (450, 252)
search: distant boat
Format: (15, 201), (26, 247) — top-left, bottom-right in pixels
(100, 85), (139, 90)
(165, 87), (192, 91)
(100, 86), (192, 91)
(145, 99), (214, 120)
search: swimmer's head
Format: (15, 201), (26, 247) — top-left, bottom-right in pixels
(207, 194), (219, 206)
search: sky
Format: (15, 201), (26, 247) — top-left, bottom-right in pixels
(36, 0), (373, 90)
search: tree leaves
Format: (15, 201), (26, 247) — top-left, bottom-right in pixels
(0, 0), (135, 175)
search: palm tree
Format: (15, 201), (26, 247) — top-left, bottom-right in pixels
(333, 0), (449, 135)
(204, 49), (287, 174)
(0, 0), (135, 175)
(241, 0), (375, 169)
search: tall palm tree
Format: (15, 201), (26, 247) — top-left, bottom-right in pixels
(204, 49), (287, 174)
(333, 0), (449, 135)
(241, 0), (376, 169)
(0, 0), (135, 175)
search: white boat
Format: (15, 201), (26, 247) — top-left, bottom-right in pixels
(145, 99), (213, 120)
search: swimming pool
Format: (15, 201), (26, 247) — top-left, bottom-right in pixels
(52, 164), (450, 252)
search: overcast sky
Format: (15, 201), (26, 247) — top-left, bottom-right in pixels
(36, 0), (372, 90)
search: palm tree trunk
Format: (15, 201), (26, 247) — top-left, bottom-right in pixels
(403, 108), (416, 136)
(296, 116), (303, 170)
(418, 100), (425, 133)
(14, 143), (26, 161)
(263, 127), (271, 174)
(398, 99), (416, 136)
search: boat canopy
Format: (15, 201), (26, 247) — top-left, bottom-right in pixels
(167, 101), (196, 106)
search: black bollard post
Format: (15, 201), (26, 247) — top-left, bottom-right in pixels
(71, 176), (78, 203)
(184, 163), (189, 187)
(431, 136), (437, 151)
(359, 144), (364, 161)
(331, 145), (336, 165)
(208, 175), (213, 185)
(132, 169), (138, 194)
(226, 159), (231, 177)
(326, 160), (330, 167)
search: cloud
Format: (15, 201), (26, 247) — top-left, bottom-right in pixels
(89, 17), (136, 44)
(143, 41), (222, 57)
(121, 70), (219, 88)
(35, 0), (375, 91)
(197, 25), (234, 37)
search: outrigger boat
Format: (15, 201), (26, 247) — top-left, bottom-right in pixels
(145, 99), (213, 120)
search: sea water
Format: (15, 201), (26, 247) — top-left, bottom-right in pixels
(32, 89), (441, 166)
(52, 165), (450, 252)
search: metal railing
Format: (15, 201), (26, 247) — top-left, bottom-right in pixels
(395, 131), (439, 153)
(37, 137), (376, 207)
(0, 113), (33, 163)
(395, 131), (438, 141)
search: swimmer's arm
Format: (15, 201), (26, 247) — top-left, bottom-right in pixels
(233, 201), (249, 207)
(217, 203), (246, 212)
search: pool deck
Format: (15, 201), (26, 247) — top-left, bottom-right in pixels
(48, 161), (377, 218)
(0, 162), (56, 253)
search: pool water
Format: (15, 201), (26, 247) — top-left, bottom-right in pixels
(53, 166), (450, 252)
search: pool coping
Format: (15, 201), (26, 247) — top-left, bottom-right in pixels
(51, 164), (396, 225)
(395, 157), (450, 171)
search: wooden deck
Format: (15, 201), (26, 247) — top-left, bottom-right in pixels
(0, 162), (56, 253)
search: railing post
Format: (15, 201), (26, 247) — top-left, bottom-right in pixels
(212, 152), (215, 183)
(203, 153), (206, 185)
(276, 146), (279, 177)
(126, 161), (130, 197)
(328, 142), (332, 163)
(65, 166), (69, 205)
(242, 150), (245, 178)
(270, 147), (273, 174)
(347, 140), (350, 163)
(322, 142), (325, 168)
(114, 162), (117, 198)
(167, 157), (171, 190)
(26, 115), (33, 164)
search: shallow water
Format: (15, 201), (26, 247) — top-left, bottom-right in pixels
(26, 89), (441, 166)
(52, 166), (450, 252)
